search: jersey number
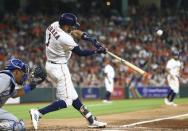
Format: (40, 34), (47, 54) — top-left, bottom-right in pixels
(46, 33), (51, 47)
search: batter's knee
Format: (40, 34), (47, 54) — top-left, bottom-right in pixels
(64, 99), (73, 107)
(0, 119), (25, 131)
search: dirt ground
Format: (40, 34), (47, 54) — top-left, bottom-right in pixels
(25, 104), (188, 131)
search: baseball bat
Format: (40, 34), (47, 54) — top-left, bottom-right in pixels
(107, 51), (148, 76)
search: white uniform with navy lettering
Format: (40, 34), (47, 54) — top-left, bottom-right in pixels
(166, 58), (183, 94)
(104, 64), (115, 93)
(45, 21), (78, 106)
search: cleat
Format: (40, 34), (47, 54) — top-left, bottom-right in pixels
(103, 100), (112, 104)
(29, 109), (40, 130)
(164, 98), (172, 106)
(164, 98), (177, 107)
(88, 120), (107, 128)
(171, 102), (177, 107)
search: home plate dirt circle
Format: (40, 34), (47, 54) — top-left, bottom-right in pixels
(25, 104), (188, 131)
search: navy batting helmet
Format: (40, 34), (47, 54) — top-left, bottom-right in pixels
(59, 13), (80, 28)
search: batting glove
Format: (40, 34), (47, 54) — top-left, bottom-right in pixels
(93, 40), (103, 49)
(94, 47), (107, 54)
(81, 33), (102, 48)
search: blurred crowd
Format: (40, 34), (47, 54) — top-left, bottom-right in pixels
(0, 5), (188, 88)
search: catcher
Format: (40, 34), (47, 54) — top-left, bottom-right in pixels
(0, 58), (46, 131)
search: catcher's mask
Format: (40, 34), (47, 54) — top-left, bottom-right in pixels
(5, 58), (29, 84)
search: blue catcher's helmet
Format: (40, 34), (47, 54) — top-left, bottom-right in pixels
(59, 13), (80, 28)
(5, 58), (28, 73)
(5, 58), (29, 84)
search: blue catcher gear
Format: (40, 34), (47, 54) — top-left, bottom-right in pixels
(5, 58), (28, 73)
(0, 120), (25, 131)
(59, 13), (80, 28)
(5, 58), (29, 84)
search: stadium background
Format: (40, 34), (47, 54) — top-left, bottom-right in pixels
(0, 0), (187, 100)
(0, 0), (188, 130)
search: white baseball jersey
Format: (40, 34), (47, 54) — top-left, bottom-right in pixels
(166, 58), (183, 93)
(45, 21), (78, 64)
(166, 58), (182, 77)
(45, 21), (78, 106)
(104, 64), (115, 92)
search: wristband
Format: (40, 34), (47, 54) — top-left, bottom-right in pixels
(23, 84), (31, 93)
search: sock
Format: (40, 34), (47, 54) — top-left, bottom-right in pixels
(169, 92), (176, 102)
(72, 98), (94, 124)
(38, 100), (67, 115)
(72, 98), (83, 110)
(167, 89), (173, 100)
(104, 91), (111, 101)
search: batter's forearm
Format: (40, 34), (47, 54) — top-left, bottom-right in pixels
(72, 46), (95, 56)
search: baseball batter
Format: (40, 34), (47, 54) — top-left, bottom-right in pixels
(103, 58), (115, 103)
(164, 51), (183, 106)
(0, 58), (39, 131)
(29, 13), (107, 129)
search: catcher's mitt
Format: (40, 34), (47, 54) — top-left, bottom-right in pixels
(30, 65), (47, 84)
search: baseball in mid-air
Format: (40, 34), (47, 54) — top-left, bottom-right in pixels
(156, 29), (163, 36)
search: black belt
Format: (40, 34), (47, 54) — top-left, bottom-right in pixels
(48, 61), (66, 64)
(48, 61), (59, 64)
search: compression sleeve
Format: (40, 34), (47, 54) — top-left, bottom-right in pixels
(72, 46), (95, 56)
